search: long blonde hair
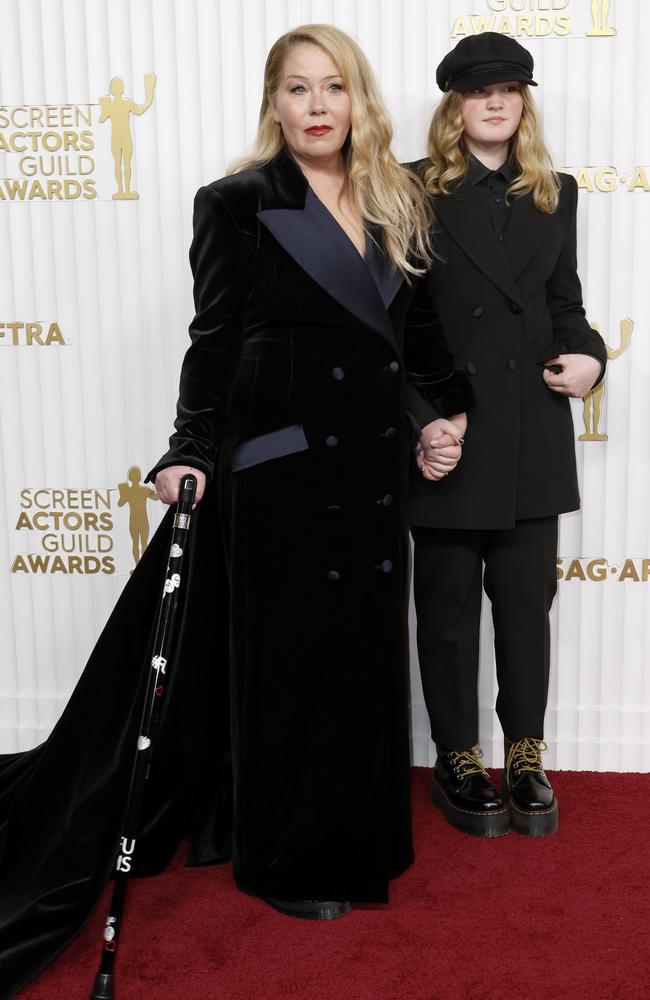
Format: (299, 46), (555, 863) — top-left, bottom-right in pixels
(423, 86), (560, 213)
(230, 24), (433, 276)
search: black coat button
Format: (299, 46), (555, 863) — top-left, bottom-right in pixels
(381, 560), (393, 573)
(327, 504), (342, 514)
(331, 367), (345, 381)
(507, 358), (519, 371)
(388, 361), (400, 373)
(466, 362), (478, 375)
(327, 570), (340, 581)
(510, 302), (522, 314)
(497, 235), (504, 242)
(383, 427), (397, 440)
(325, 435), (339, 447)
(471, 305), (483, 318)
(378, 494), (394, 507)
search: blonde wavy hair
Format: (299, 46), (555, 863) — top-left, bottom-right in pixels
(423, 85), (560, 213)
(230, 24), (433, 276)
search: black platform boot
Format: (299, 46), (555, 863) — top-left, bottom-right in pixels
(503, 737), (559, 837)
(430, 746), (509, 838)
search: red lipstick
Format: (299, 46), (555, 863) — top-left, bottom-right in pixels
(305, 126), (332, 136)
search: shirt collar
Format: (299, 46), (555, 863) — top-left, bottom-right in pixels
(468, 153), (518, 185)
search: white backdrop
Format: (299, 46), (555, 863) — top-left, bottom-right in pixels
(0, 0), (647, 771)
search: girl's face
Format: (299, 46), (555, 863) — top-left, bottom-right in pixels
(461, 81), (524, 151)
(271, 43), (351, 168)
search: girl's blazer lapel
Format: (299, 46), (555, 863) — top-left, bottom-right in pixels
(434, 184), (523, 307)
(435, 181), (555, 301)
(502, 191), (555, 278)
(257, 155), (402, 352)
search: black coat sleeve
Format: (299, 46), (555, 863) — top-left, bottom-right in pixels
(148, 184), (252, 482)
(543, 173), (607, 386)
(403, 273), (475, 434)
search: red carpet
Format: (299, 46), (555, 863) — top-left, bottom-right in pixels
(17, 769), (650, 1000)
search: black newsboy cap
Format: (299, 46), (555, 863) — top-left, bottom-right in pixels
(436, 32), (538, 93)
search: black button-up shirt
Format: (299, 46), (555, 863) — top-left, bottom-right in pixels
(469, 154), (517, 237)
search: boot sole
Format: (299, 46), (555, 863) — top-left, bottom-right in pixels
(501, 777), (559, 837)
(430, 774), (510, 838)
(507, 797), (559, 837)
(262, 897), (351, 920)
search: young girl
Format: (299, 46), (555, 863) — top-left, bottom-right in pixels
(411, 33), (607, 838)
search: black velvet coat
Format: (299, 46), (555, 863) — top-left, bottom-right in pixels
(407, 165), (607, 530)
(0, 151), (471, 997)
(149, 150), (470, 903)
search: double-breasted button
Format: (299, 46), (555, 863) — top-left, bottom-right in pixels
(382, 427), (397, 440)
(507, 358), (519, 371)
(388, 361), (400, 373)
(471, 305), (484, 318)
(325, 435), (339, 447)
(510, 302), (522, 315)
(327, 570), (340, 581)
(377, 494), (394, 507)
(327, 504), (342, 514)
(466, 362), (478, 376)
(331, 367), (345, 381)
(379, 559), (394, 573)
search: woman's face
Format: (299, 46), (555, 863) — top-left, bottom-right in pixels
(461, 81), (524, 152)
(271, 43), (351, 168)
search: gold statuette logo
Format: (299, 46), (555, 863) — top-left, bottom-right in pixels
(580, 318), (633, 441)
(99, 73), (156, 200)
(586, 0), (616, 35)
(0, 71), (156, 202)
(117, 466), (158, 570)
(11, 465), (160, 576)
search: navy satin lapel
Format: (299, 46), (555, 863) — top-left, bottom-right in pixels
(257, 191), (397, 349)
(436, 186), (523, 307)
(365, 233), (403, 308)
(503, 193), (554, 278)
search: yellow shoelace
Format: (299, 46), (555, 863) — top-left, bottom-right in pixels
(448, 746), (486, 778)
(506, 737), (548, 778)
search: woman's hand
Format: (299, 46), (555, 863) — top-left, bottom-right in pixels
(416, 413), (467, 481)
(155, 465), (206, 505)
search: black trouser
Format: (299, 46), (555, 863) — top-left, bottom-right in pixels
(412, 517), (558, 751)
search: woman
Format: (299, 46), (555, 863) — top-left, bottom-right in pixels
(150, 24), (470, 915)
(409, 33), (607, 839)
(0, 24), (470, 997)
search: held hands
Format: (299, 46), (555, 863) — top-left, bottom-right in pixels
(543, 354), (602, 398)
(155, 465), (206, 505)
(416, 412), (467, 481)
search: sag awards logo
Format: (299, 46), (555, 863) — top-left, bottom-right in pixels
(565, 167), (650, 194)
(450, 0), (616, 38)
(0, 72), (156, 202)
(0, 321), (65, 347)
(557, 558), (650, 582)
(10, 465), (159, 576)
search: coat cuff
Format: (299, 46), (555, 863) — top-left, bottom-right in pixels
(409, 369), (475, 419)
(146, 447), (215, 485)
(538, 340), (607, 388)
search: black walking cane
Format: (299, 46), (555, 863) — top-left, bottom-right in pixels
(89, 474), (198, 1000)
